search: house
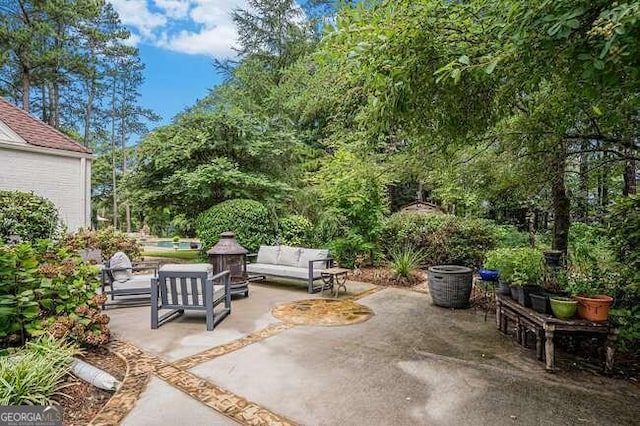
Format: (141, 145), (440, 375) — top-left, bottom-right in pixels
(0, 97), (92, 231)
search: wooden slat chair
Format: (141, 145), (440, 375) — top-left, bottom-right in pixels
(151, 263), (231, 331)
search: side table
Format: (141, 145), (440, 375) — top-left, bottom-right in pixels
(320, 268), (350, 297)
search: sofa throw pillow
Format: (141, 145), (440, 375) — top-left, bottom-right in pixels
(277, 246), (302, 267)
(257, 246), (280, 264)
(297, 249), (330, 270)
(110, 251), (132, 282)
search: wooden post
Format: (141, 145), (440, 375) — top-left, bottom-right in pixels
(545, 324), (555, 371)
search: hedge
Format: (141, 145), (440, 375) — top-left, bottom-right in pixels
(0, 191), (58, 243)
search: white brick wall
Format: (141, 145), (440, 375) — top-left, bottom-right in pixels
(0, 146), (91, 231)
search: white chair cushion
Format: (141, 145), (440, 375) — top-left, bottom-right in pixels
(256, 246), (280, 264)
(111, 274), (155, 291)
(160, 263), (213, 277)
(297, 248), (329, 270)
(277, 246), (301, 267)
(110, 251), (132, 283)
(246, 263), (322, 280)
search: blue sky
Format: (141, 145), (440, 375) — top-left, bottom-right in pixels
(109, 0), (248, 127)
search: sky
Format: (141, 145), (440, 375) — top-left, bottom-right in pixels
(108, 0), (249, 127)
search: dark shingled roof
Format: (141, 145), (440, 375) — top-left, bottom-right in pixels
(0, 97), (91, 154)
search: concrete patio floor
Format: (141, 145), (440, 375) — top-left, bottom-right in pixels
(102, 281), (639, 426)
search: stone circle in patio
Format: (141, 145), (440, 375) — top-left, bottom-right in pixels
(271, 298), (373, 326)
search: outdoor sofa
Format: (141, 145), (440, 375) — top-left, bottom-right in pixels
(246, 245), (333, 293)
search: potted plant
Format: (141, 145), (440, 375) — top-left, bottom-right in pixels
(549, 296), (578, 320)
(172, 235), (180, 250)
(479, 254), (500, 282)
(483, 249), (512, 295)
(507, 248), (545, 306)
(548, 269), (577, 320)
(566, 268), (614, 322)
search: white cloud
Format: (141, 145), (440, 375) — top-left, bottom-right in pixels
(157, 25), (238, 56)
(110, 0), (167, 38)
(154, 0), (191, 19)
(109, 0), (248, 57)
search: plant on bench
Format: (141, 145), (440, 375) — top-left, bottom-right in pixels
(246, 245), (333, 293)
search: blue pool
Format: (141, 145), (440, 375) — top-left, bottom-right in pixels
(149, 241), (200, 249)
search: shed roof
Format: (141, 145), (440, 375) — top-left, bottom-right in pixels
(0, 97), (91, 154)
(400, 200), (446, 214)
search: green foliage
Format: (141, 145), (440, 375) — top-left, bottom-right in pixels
(0, 241), (109, 347)
(494, 225), (530, 249)
(610, 307), (640, 355)
(484, 247), (545, 286)
(63, 227), (141, 261)
(316, 149), (388, 266)
(330, 232), (375, 269)
(381, 212), (498, 268)
(172, 235), (180, 243)
(0, 191), (58, 243)
(278, 215), (312, 246)
(607, 196), (640, 272)
(0, 334), (80, 405)
(196, 199), (275, 252)
(388, 246), (425, 279)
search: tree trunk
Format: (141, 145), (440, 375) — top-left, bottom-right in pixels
(111, 76), (118, 229)
(47, 83), (55, 126)
(21, 65), (30, 112)
(623, 145), (637, 196)
(578, 141), (589, 221)
(551, 142), (570, 255)
(83, 78), (95, 147)
(120, 79), (131, 233)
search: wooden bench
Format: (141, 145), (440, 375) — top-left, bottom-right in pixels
(496, 294), (617, 372)
(151, 264), (231, 331)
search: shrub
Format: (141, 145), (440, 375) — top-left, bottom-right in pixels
(0, 334), (80, 405)
(331, 232), (376, 269)
(484, 247), (545, 286)
(0, 191), (58, 243)
(380, 212), (498, 268)
(316, 150), (389, 266)
(0, 241), (109, 347)
(63, 227), (141, 261)
(494, 225), (530, 248)
(389, 245), (425, 279)
(278, 215), (312, 246)
(196, 199), (275, 252)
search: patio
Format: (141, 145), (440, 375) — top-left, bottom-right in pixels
(97, 281), (639, 426)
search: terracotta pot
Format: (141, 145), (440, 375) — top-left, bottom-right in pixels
(575, 295), (614, 322)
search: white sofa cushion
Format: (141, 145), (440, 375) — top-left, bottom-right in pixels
(257, 246), (280, 264)
(297, 248), (329, 270)
(246, 263), (322, 280)
(277, 246), (301, 267)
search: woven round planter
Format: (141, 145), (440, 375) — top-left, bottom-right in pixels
(427, 265), (473, 309)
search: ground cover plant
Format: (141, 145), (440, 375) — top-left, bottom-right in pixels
(0, 335), (81, 405)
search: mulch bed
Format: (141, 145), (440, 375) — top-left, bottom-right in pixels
(52, 346), (126, 426)
(348, 267), (427, 290)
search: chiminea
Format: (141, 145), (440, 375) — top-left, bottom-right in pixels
(207, 232), (249, 297)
